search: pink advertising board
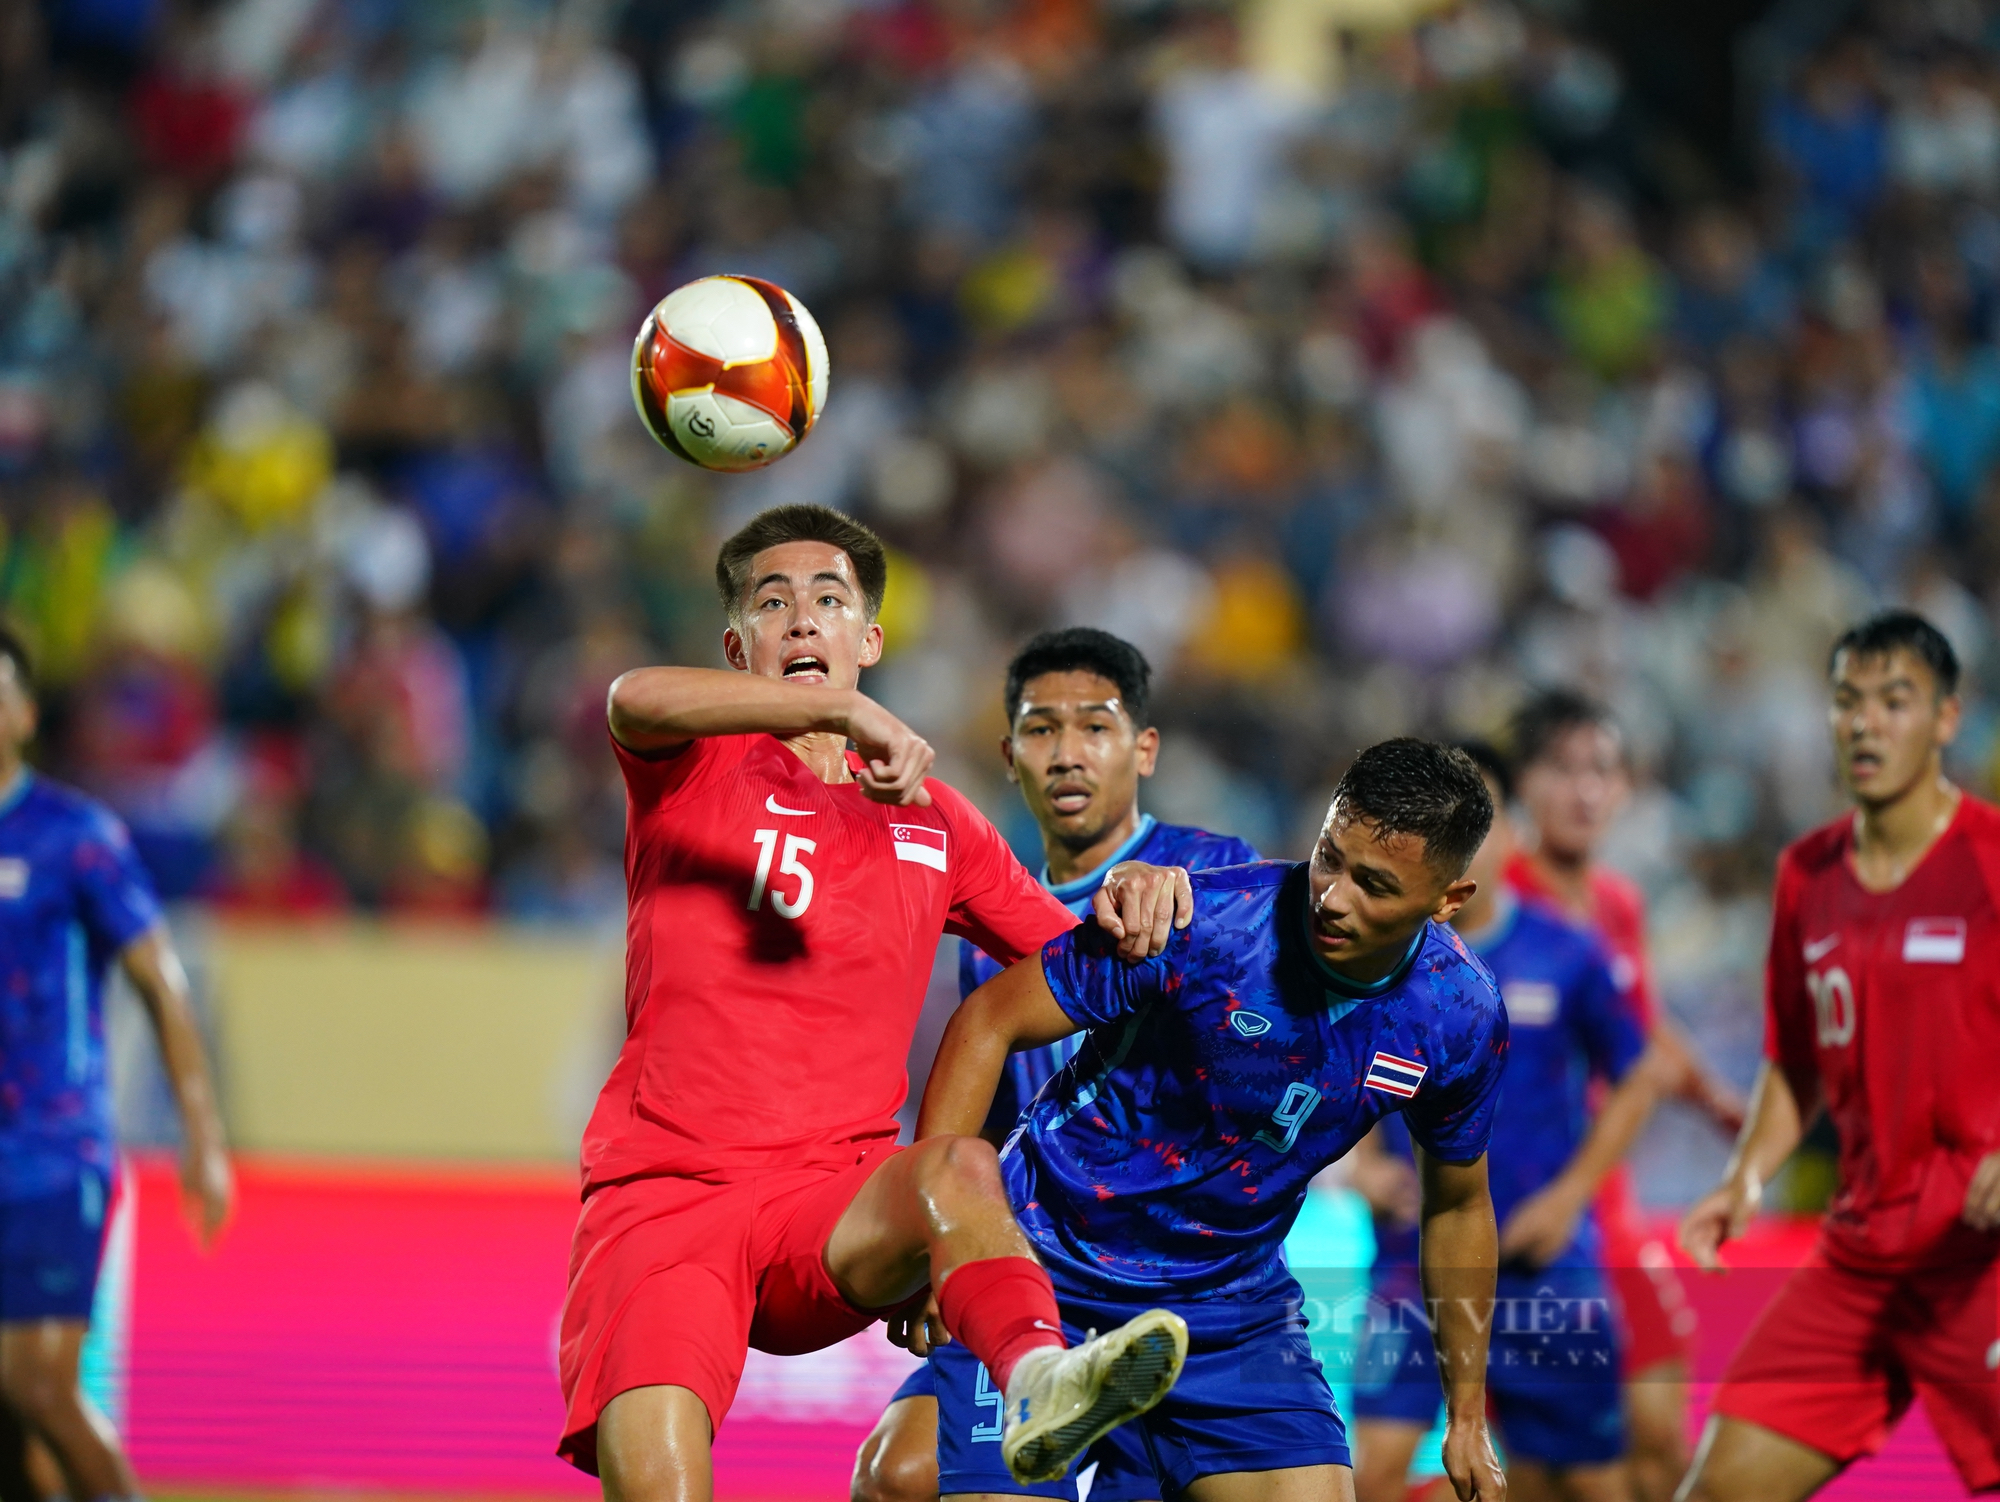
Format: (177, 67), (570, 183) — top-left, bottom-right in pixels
(116, 1157), (1959, 1500)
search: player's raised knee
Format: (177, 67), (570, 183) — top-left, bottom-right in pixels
(0, 1353), (74, 1431)
(910, 1132), (1004, 1203)
(850, 1424), (938, 1502)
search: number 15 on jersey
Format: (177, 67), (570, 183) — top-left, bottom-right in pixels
(749, 829), (815, 919)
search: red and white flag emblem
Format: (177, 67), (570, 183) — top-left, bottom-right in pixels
(1364, 1051), (1427, 1098)
(891, 824), (947, 871)
(1904, 917), (1965, 964)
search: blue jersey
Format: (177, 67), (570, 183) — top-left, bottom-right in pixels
(0, 773), (162, 1200)
(961, 815), (1259, 1133)
(1009, 861), (1509, 1301)
(1373, 898), (1642, 1271)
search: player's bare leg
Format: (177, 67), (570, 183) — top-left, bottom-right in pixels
(851, 1395), (939, 1502)
(826, 1135), (1042, 1308)
(0, 1321), (136, 1502)
(1507, 1458), (1628, 1502)
(1351, 1418), (1425, 1502)
(1673, 1416), (1836, 1502)
(1622, 1358), (1689, 1502)
(599, 1385), (714, 1502)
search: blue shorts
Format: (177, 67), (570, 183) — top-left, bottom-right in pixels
(936, 1276), (1350, 1498)
(0, 1167), (111, 1323)
(1348, 1262), (1625, 1467)
(900, 1348), (1160, 1500)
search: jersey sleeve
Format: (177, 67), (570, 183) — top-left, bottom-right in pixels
(1403, 994), (1510, 1165)
(1762, 849), (1818, 1110)
(1570, 938), (1646, 1085)
(933, 782), (1076, 965)
(1040, 916), (1187, 1029)
(609, 730), (748, 812)
(71, 806), (163, 954)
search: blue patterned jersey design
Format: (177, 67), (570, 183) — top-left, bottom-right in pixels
(960, 815), (1259, 1134)
(1372, 898), (1642, 1274)
(1010, 861), (1509, 1300)
(0, 773), (163, 1199)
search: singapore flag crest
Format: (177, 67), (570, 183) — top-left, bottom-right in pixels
(891, 824), (947, 871)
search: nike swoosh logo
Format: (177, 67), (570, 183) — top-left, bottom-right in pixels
(1803, 934), (1840, 963)
(765, 795), (814, 816)
(1032, 1320), (1060, 1333)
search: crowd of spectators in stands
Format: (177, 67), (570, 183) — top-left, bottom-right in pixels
(6, 0), (2000, 1189)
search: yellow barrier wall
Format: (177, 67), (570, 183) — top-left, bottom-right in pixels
(206, 921), (623, 1161)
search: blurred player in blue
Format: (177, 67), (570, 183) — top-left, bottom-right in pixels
(916, 739), (1512, 1502)
(853, 627), (1258, 1502)
(0, 628), (233, 1502)
(1347, 744), (1663, 1502)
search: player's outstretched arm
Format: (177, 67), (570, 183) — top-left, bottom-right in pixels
(1651, 1014), (1747, 1134)
(917, 955), (1078, 1141)
(607, 666), (933, 804)
(1498, 1042), (1670, 1268)
(121, 927), (234, 1248)
(1678, 1060), (1805, 1271)
(1418, 1150), (1506, 1502)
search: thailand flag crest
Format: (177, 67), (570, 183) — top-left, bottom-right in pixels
(891, 823), (948, 871)
(1363, 1051), (1427, 1098)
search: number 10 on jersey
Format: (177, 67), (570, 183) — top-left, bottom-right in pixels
(748, 829), (816, 918)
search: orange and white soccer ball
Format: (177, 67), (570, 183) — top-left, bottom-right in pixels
(630, 275), (830, 472)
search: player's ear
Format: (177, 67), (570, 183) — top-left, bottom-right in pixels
(1000, 735), (1019, 782)
(722, 627), (749, 671)
(1432, 876), (1477, 925)
(858, 621), (884, 669)
(1134, 725), (1160, 777)
(1938, 692), (1963, 748)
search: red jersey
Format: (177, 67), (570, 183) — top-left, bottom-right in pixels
(1766, 795), (2000, 1272)
(582, 733), (1074, 1188)
(1505, 853), (1656, 1029)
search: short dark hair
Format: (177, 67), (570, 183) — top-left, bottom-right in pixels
(714, 505), (888, 624)
(1004, 628), (1152, 724)
(0, 625), (32, 699)
(1454, 739), (1514, 802)
(1829, 610), (1960, 696)
(1330, 738), (1495, 878)
(1511, 688), (1617, 769)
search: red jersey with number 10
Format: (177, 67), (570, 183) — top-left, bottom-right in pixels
(581, 733), (1075, 1189)
(1766, 795), (2000, 1271)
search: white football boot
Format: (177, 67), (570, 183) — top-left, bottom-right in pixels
(999, 1308), (1189, 1484)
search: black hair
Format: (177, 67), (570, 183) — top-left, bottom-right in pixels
(1829, 610), (1960, 696)
(1454, 739), (1514, 803)
(0, 625), (32, 699)
(715, 504), (889, 623)
(1331, 738), (1495, 878)
(1510, 688), (1617, 770)
(1004, 627), (1152, 725)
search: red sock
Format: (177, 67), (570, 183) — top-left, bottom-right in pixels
(936, 1256), (1065, 1392)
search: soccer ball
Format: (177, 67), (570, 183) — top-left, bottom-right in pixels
(630, 275), (830, 472)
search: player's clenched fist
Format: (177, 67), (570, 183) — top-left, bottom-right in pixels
(1091, 861), (1193, 960)
(844, 694), (934, 806)
(1678, 1172), (1761, 1272)
(1441, 1416), (1506, 1500)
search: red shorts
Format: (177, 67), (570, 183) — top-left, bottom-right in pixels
(1713, 1245), (2000, 1493)
(1601, 1215), (1695, 1376)
(556, 1141), (903, 1475)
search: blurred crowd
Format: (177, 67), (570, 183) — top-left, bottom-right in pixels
(7, 0), (2000, 1185)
